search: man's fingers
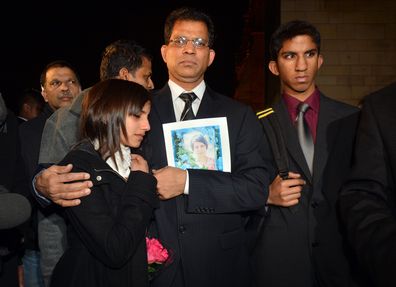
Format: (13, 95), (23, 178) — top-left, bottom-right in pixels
(48, 181), (92, 203)
(283, 190), (302, 199)
(51, 189), (91, 207)
(53, 198), (82, 207)
(283, 199), (299, 207)
(56, 181), (92, 194)
(58, 172), (91, 183)
(55, 189), (91, 200)
(48, 164), (73, 174)
(288, 185), (303, 194)
(280, 193), (301, 206)
(278, 185), (302, 201)
(287, 172), (301, 179)
(131, 154), (143, 160)
(282, 178), (305, 188)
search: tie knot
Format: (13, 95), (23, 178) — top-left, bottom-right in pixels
(179, 92), (197, 104)
(298, 102), (310, 114)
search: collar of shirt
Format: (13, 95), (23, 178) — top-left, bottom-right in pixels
(93, 139), (131, 179)
(283, 88), (320, 121)
(282, 88), (320, 142)
(168, 79), (205, 121)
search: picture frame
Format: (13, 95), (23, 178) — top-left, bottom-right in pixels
(162, 117), (231, 171)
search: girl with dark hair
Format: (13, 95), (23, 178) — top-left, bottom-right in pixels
(50, 79), (158, 287)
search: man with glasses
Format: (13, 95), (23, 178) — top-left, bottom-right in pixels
(168, 36), (209, 49)
(144, 7), (269, 287)
(19, 60), (81, 287)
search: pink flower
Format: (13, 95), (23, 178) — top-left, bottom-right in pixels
(146, 237), (169, 264)
(146, 237), (169, 280)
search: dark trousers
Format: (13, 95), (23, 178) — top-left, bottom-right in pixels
(0, 253), (19, 287)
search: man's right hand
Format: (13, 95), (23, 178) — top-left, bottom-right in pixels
(35, 164), (92, 207)
(267, 172), (305, 207)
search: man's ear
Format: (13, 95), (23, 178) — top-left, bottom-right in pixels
(119, 67), (130, 80)
(268, 61), (279, 76)
(41, 86), (48, 103)
(317, 54), (324, 70)
(207, 49), (215, 67)
(160, 45), (168, 63)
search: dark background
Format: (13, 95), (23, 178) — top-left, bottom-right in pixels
(0, 1), (250, 113)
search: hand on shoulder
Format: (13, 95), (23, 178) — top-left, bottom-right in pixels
(35, 164), (92, 207)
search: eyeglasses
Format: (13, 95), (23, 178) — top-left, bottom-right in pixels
(168, 36), (209, 49)
(47, 79), (78, 89)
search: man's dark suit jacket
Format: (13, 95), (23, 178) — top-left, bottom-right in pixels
(0, 110), (30, 286)
(19, 104), (53, 191)
(340, 82), (396, 287)
(19, 104), (54, 251)
(253, 94), (361, 287)
(145, 84), (270, 287)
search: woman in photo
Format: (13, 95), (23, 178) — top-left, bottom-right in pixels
(190, 133), (216, 170)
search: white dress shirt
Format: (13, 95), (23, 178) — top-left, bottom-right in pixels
(167, 79), (206, 194)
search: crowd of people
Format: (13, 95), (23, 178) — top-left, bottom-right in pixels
(1, 6), (395, 287)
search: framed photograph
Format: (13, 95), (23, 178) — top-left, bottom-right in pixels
(163, 117), (231, 172)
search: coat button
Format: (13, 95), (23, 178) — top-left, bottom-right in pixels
(312, 241), (319, 247)
(96, 175), (102, 181)
(178, 225), (186, 234)
(311, 201), (318, 208)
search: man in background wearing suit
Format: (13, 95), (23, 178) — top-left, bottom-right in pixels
(253, 20), (362, 287)
(0, 92), (31, 286)
(340, 81), (396, 287)
(19, 60), (82, 287)
(17, 88), (44, 124)
(145, 6), (269, 287)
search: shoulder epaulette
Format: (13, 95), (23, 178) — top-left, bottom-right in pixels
(256, 107), (289, 181)
(256, 108), (274, 119)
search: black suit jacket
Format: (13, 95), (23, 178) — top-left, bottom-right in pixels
(145, 84), (270, 287)
(19, 104), (54, 192)
(253, 94), (361, 287)
(18, 104), (54, 250)
(340, 82), (396, 287)
(0, 110), (30, 286)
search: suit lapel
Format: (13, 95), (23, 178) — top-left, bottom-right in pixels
(313, 94), (347, 188)
(313, 95), (330, 187)
(195, 88), (218, 119)
(274, 100), (312, 182)
(152, 85), (177, 124)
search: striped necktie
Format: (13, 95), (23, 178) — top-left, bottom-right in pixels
(179, 92), (197, 121)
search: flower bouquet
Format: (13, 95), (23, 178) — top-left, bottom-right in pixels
(146, 237), (170, 281)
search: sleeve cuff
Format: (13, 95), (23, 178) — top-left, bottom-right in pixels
(32, 168), (52, 207)
(183, 170), (189, 195)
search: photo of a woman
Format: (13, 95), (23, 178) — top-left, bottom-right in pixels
(190, 133), (216, 170)
(164, 117), (231, 172)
